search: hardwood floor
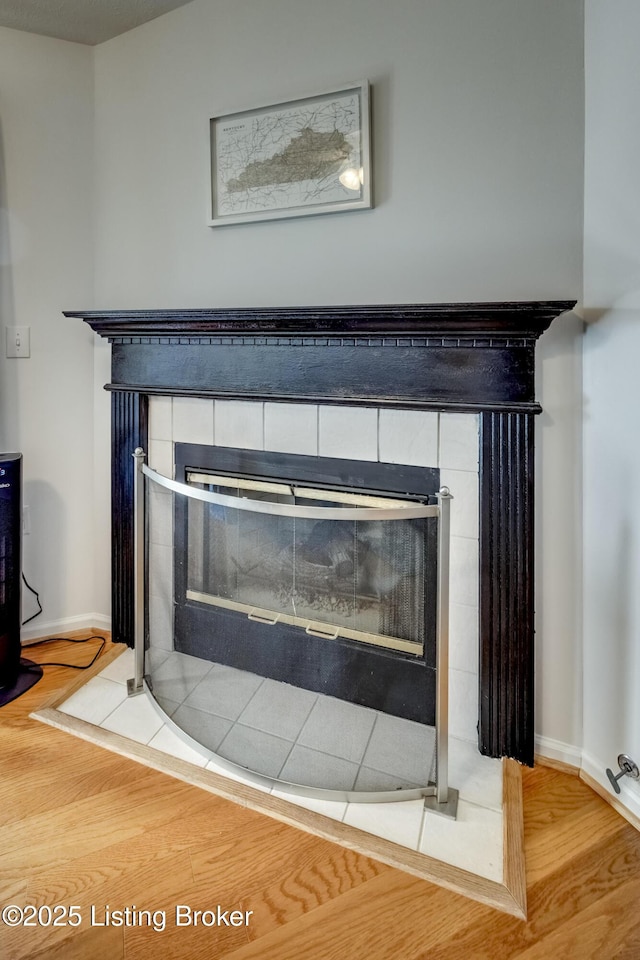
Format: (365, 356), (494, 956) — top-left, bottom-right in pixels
(2, 636), (640, 959)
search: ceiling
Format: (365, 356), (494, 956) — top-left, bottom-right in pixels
(0, 0), (195, 46)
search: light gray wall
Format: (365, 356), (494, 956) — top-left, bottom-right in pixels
(582, 0), (640, 819)
(92, 0), (585, 754)
(93, 0), (583, 307)
(535, 309), (584, 761)
(0, 27), (98, 634)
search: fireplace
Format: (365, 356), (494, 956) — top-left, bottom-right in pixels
(68, 300), (575, 764)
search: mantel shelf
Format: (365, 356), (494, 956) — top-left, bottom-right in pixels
(65, 301), (575, 340)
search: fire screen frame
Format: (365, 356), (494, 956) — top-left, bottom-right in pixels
(130, 447), (456, 810)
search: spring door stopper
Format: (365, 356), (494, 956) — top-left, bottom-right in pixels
(606, 754), (640, 795)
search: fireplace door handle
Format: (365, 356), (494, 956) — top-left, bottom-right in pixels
(247, 609), (280, 626)
(305, 624), (340, 641)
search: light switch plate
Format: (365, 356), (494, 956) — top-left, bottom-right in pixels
(6, 326), (31, 358)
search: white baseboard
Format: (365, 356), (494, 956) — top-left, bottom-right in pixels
(21, 613), (111, 644)
(535, 734), (583, 769)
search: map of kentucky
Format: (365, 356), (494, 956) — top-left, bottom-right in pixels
(214, 90), (362, 216)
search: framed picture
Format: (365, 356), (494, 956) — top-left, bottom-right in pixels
(209, 81), (372, 226)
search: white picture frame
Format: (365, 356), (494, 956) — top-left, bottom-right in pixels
(209, 81), (372, 226)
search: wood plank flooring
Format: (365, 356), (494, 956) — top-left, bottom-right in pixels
(2, 635), (640, 959)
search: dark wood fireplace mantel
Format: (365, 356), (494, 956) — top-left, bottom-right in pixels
(68, 300), (576, 765)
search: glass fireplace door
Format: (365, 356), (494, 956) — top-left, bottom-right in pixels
(185, 473), (430, 657)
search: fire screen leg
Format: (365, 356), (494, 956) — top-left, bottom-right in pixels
(127, 447), (146, 697)
(424, 486), (459, 819)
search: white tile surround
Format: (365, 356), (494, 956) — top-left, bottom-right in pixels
(148, 397), (481, 744)
(59, 648), (503, 882)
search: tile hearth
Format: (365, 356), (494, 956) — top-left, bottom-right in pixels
(93, 649), (436, 792)
(57, 647), (504, 884)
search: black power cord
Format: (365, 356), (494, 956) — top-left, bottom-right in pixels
(21, 574), (106, 671)
(22, 573), (43, 625)
(25, 635), (107, 671)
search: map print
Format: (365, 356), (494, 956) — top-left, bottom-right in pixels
(213, 89), (364, 219)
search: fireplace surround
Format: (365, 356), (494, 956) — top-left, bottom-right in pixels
(68, 300), (575, 764)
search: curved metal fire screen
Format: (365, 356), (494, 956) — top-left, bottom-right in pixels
(130, 448), (456, 811)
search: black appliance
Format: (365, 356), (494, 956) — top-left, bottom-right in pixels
(0, 453), (42, 705)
